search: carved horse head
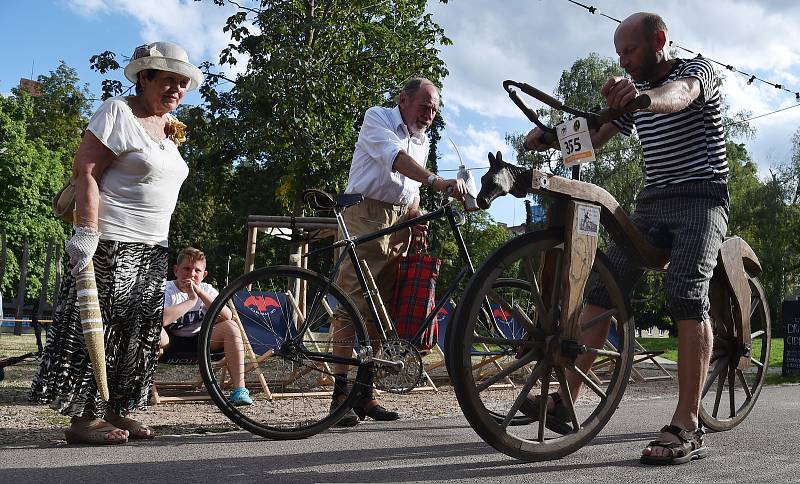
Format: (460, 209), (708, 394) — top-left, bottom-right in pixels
(476, 151), (533, 209)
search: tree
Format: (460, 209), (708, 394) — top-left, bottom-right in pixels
(0, 92), (69, 305)
(24, 63), (94, 176)
(165, 0), (453, 274)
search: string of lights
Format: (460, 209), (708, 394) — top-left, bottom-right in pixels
(439, 102), (800, 173)
(563, 0), (800, 101)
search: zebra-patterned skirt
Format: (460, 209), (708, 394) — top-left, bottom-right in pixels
(30, 240), (169, 418)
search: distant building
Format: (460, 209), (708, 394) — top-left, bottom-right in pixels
(18, 78), (42, 97)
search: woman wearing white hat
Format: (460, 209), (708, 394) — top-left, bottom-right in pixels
(31, 41), (202, 445)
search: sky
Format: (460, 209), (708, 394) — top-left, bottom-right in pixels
(2, 0), (800, 228)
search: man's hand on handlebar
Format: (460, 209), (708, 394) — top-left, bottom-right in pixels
(523, 127), (559, 152)
(601, 76), (641, 110)
(434, 177), (467, 201)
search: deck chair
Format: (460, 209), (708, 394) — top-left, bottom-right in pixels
(468, 303), (520, 389)
(150, 298), (274, 404)
(589, 323), (673, 384)
(428, 301), (516, 389)
(414, 301), (455, 391)
(237, 290), (338, 399)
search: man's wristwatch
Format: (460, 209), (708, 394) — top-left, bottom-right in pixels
(426, 174), (442, 187)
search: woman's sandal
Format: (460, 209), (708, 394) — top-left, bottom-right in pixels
(640, 425), (709, 465)
(519, 391), (573, 435)
(104, 414), (155, 440)
(64, 418), (129, 445)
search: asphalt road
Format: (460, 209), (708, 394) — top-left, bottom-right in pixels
(1, 385), (798, 483)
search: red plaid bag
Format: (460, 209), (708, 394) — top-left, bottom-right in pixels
(389, 253), (441, 350)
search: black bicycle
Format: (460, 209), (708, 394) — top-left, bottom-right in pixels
(198, 190), (535, 439)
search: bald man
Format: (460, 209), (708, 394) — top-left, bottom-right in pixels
(526, 12), (728, 465)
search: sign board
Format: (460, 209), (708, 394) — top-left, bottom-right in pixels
(783, 300), (800, 377)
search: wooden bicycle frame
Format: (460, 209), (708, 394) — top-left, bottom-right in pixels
(527, 168), (762, 371)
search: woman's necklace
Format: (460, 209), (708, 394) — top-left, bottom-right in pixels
(131, 97), (168, 150)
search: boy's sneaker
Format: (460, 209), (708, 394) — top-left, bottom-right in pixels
(229, 387), (253, 406)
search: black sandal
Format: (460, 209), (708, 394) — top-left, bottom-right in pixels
(640, 425), (709, 465)
(519, 392), (573, 435)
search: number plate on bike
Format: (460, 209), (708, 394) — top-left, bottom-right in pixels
(556, 117), (596, 167)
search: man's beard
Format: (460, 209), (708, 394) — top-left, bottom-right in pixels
(409, 120), (428, 134)
(636, 50), (660, 82)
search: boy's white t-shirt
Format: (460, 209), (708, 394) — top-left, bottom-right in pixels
(163, 280), (219, 337)
(86, 96), (189, 246)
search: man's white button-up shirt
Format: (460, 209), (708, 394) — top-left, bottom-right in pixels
(345, 105), (428, 205)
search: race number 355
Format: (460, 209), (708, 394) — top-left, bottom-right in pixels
(555, 117), (596, 168)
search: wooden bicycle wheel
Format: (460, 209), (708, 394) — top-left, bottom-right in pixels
(700, 273), (771, 431)
(448, 230), (634, 462)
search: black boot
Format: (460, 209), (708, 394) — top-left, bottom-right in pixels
(330, 373), (359, 427)
(352, 369), (399, 421)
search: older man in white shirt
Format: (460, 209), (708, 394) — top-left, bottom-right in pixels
(330, 78), (466, 426)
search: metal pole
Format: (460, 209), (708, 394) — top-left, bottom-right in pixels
(15, 239), (30, 335)
(226, 255), (231, 286)
(52, 244), (62, 312)
(36, 237), (54, 320)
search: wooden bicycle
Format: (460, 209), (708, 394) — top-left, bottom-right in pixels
(445, 80), (771, 461)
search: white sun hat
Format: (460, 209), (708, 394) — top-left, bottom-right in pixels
(124, 41), (203, 91)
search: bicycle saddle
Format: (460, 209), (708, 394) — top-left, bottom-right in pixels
(302, 189), (364, 211)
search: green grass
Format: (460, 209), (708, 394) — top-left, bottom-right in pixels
(639, 336), (784, 366)
(639, 336), (800, 384)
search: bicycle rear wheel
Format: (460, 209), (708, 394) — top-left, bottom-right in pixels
(198, 265), (370, 439)
(448, 230), (633, 462)
(700, 273), (771, 431)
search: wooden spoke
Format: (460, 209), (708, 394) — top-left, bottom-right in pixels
(554, 366), (580, 431)
(703, 356), (728, 397)
(568, 364), (607, 400)
(712, 369), (725, 418)
(736, 369), (753, 399)
(580, 308), (617, 332)
(472, 335), (525, 347)
(487, 289), (536, 333)
(583, 346), (621, 359)
(500, 361), (546, 429)
(727, 367), (736, 418)
(476, 349), (540, 393)
(750, 297), (761, 319)
(537, 367), (552, 443)
(522, 256), (550, 327)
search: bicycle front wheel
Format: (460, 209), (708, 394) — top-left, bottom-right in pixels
(448, 230), (634, 462)
(198, 265), (370, 440)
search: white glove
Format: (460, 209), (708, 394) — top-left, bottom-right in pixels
(66, 226), (100, 276)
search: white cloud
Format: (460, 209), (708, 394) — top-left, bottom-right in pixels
(428, 0), (800, 209)
(66, 0), (250, 78)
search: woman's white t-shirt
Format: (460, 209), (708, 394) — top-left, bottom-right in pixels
(86, 96), (189, 246)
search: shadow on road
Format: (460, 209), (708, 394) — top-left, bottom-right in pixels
(0, 433), (651, 483)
